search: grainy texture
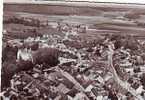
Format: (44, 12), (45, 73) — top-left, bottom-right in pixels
(1, 2), (145, 100)
(3, 2), (145, 36)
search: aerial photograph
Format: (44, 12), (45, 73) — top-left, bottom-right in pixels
(1, 0), (145, 100)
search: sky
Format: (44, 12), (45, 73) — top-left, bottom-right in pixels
(69, 0), (145, 4)
(91, 0), (145, 4)
(3, 0), (145, 4)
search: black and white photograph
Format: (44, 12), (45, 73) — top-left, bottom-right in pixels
(1, 0), (145, 100)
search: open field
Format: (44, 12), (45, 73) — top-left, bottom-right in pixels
(1, 2), (145, 100)
(3, 2), (145, 37)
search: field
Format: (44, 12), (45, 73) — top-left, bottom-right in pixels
(1, 2), (145, 100)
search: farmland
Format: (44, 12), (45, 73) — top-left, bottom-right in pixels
(1, 2), (145, 100)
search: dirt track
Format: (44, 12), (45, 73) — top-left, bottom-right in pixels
(2, 2), (145, 100)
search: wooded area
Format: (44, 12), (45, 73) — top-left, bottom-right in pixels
(1, 2), (145, 100)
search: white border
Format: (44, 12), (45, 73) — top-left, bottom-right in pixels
(4, 0), (145, 4)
